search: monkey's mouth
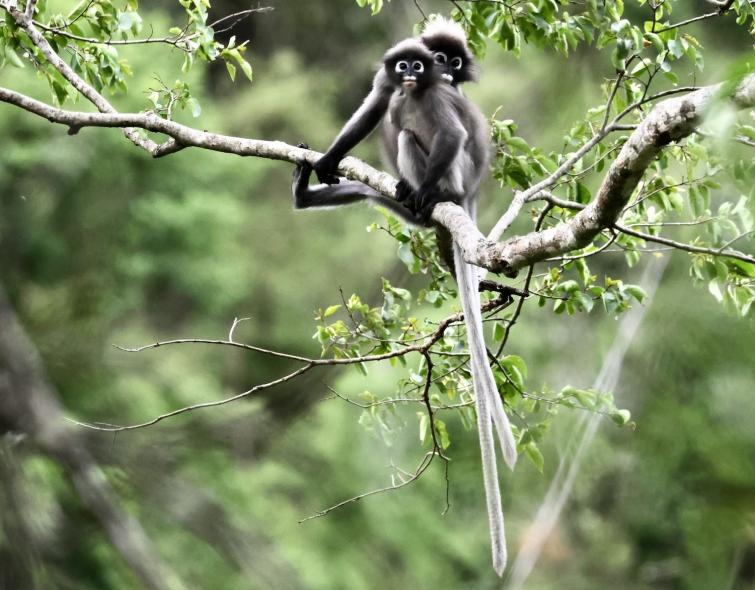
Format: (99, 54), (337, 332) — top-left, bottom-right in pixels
(402, 77), (417, 90)
(441, 73), (453, 83)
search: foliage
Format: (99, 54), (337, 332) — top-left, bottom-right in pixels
(0, 0), (753, 588)
(0, 0), (253, 112)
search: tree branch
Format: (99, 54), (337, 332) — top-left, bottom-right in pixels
(484, 75), (755, 272)
(1, 74), (753, 274)
(31, 7), (273, 49)
(657, 0), (746, 33)
(1, 0), (166, 153)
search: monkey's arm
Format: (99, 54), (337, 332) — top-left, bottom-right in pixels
(413, 124), (467, 219)
(314, 69), (395, 185)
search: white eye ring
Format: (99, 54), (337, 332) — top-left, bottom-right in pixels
(434, 52), (448, 64)
(412, 60), (424, 73)
(451, 57), (463, 70)
(395, 61), (409, 73)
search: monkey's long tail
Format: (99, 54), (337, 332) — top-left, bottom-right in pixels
(453, 243), (517, 576)
(454, 244), (518, 468)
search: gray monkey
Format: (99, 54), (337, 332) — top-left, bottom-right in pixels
(292, 16), (476, 220)
(294, 28), (518, 576)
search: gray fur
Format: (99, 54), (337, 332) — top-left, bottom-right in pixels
(382, 80), (488, 200)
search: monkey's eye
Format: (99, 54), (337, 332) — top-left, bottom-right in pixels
(451, 57), (463, 70)
(434, 52), (448, 64)
(395, 61), (409, 73)
(412, 60), (424, 73)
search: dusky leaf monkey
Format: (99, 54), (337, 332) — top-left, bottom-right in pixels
(293, 20), (516, 575)
(291, 16), (476, 216)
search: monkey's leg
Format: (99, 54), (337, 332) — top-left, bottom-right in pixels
(292, 161), (377, 209)
(292, 161), (422, 224)
(396, 130), (428, 212)
(395, 130), (461, 220)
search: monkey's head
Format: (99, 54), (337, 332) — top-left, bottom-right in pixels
(383, 40), (438, 94)
(420, 16), (478, 86)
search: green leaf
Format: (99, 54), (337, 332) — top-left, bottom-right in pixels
(225, 61), (236, 81)
(418, 412), (428, 445)
(576, 182), (591, 204)
(186, 97), (202, 118)
(624, 285), (647, 303)
(610, 409), (631, 426)
(238, 58), (253, 82)
(434, 418), (451, 450)
(5, 46), (24, 68)
(502, 355), (528, 381)
(524, 443), (544, 473)
(708, 279), (723, 303)
(644, 32), (664, 52)
(323, 305), (341, 318)
(424, 290), (440, 304)
(51, 79), (68, 104)
(397, 243), (415, 267)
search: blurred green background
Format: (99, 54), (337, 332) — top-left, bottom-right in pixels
(0, 1), (753, 589)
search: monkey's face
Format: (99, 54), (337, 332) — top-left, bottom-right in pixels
(422, 38), (478, 86)
(385, 52), (436, 93)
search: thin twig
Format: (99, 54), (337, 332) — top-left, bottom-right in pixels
(298, 452), (437, 523)
(656, 1), (745, 33)
(65, 364), (315, 432)
(614, 225), (755, 264)
(495, 205), (552, 356)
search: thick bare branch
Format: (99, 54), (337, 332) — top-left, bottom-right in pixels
(485, 74), (755, 272)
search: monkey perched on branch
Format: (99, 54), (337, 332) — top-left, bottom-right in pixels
(293, 19), (516, 576)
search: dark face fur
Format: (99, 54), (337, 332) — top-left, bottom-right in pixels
(384, 49), (437, 94)
(422, 36), (477, 86)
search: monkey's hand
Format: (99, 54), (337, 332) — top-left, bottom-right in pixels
(313, 154), (341, 185)
(393, 180), (426, 224)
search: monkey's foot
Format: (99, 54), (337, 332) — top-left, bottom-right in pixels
(416, 193), (463, 224)
(292, 143), (315, 207)
(395, 179), (415, 203)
